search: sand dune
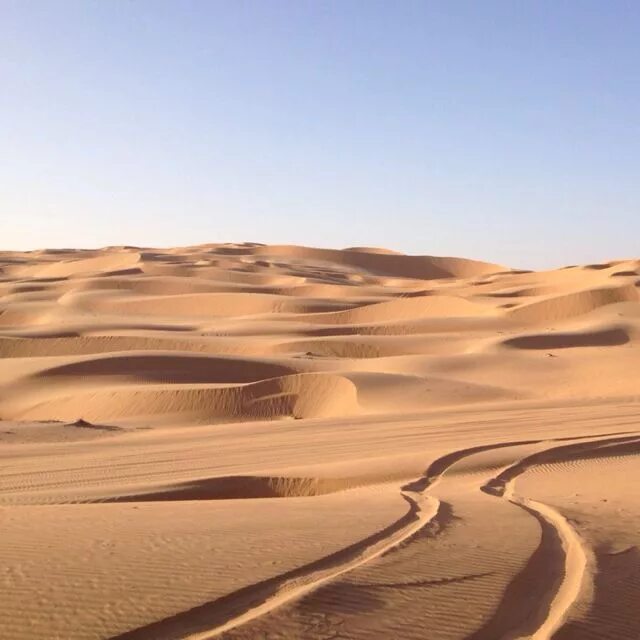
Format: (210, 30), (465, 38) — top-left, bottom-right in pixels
(508, 284), (640, 322)
(0, 335), (276, 358)
(29, 352), (296, 383)
(501, 327), (631, 350)
(4, 372), (359, 424)
(20, 251), (142, 278)
(300, 294), (496, 325)
(1, 243), (639, 639)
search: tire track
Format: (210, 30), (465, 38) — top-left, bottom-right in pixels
(110, 441), (532, 640)
(475, 435), (640, 640)
(111, 491), (438, 640)
(109, 433), (639, 640)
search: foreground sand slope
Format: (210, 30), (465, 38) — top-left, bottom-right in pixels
(1, 243), (639, 639)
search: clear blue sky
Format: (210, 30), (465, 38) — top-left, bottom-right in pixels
(2, 1), (638, 268)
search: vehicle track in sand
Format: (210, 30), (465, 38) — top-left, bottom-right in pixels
(109, 432), (639, 640)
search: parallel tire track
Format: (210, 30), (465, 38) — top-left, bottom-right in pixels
(110, 433), (639, 640)
(477, 435), (640, 640)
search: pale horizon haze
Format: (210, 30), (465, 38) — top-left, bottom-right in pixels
(2, 1), (639, 269)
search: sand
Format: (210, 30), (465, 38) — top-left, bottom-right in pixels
(0, 243), (638, 639)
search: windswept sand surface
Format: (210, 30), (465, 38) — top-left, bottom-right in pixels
(1, 243), (639, 639)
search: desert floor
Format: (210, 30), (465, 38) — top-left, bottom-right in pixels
(1, 243), (639, 639)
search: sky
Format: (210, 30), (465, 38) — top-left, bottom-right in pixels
(2, 1), (639, 268)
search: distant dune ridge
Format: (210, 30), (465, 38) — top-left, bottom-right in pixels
(1, 243), (639, 639)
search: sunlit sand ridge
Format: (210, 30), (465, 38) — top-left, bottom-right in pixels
(1, 243), (639, 639)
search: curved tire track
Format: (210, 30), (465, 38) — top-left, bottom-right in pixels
(110, 440), (527, 640)
(476, 435), (640, 640)
(109, 433), (639, 640)
(111, 491), (441, 640)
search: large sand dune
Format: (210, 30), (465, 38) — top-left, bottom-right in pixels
(1, 244), (639, 639)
